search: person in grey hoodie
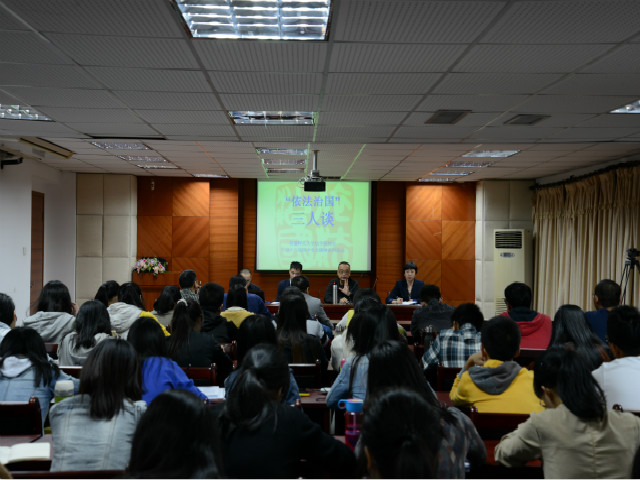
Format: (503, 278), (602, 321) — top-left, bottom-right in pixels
(16, 280), (76, 344)
(108, 282), (168, 339)
(58, 301), (112, 366)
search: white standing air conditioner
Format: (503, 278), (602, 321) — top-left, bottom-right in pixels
(493, 229), (533, 314)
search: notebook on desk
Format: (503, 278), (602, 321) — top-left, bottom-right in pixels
(0, 442), (50, 464)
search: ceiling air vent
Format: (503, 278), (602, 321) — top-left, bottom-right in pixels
(504, 114), (549, 125)
(495, 230), (523, 249)
(425, 110), (471, 125)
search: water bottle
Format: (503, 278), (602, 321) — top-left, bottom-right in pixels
(54, 379), (74, 403)
(332, 282), (338, 304)
(337, 398), (364, 450)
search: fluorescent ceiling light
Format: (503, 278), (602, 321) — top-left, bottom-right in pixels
(117, 155), (167, 163)
(447, 160), (494, 168)
(176, 0), (331, 40)
(193, 173), (229, 178)
(431, 170), (472, 176)
(230, 111), (315, 125)
(257, 148), (308, 155)
(419, 177), (456, 183)
(463, 150), (520, 158)
(92, 141), (150, 150)
(266, 167), (305, 174)
(0, 104), (51, 121)
(136, 164), (179, 169)
(263, 158), (306, 165)
(610, 99), (640, 113)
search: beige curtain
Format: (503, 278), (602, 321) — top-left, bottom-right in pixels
(533, 165), (640, 317)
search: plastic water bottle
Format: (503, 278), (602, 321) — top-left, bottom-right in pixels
(54, 379), (74, 403)
(338, 398), (364, 450)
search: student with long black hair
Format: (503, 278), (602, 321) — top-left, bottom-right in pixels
(151, 285), (181, 327)
(58, 300), (112, 366)
(495, 346), (640, 478)
(366, 340), (486, 478)
(326, 301), (399, 408)
(361, 388), (442, 479)
(108, 282), (168, 339)
(167, 299), (232, 380)
(17, 280), (76, 343)
(219, 343), (355, 478)
(0, 292), (16, 343)
(49, 339), (146, 471)
(94, 280), (119, 308)
(547, 304), (611, 369)
(128, 316), (206, 405)
(0, 327), (78, 427)
(276, 292), (327, 370)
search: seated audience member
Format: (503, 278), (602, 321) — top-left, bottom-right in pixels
(199, 281), (237, 342)
(240, 267), (265, 301)
(547, 304), (610, 370)
(281, 286), (328, 346)
(277, 291), (328, 371)
(0, 293), (16, 343)
(128, 316), (206, 405)
(58, 300), (111, 366)
(219, 344), (355, 478)
(586, 279), (621, 343)
(94, 280), (119, 308)
(450, 316), (543, 414)
(221, 284), (253, 329)
(276, 260), (303, 302)
(108, 282), (168, 339)
(410, 284), (455, 343)
(327, 302), (399, 408)
(128, 390), (222, 478)
(495, 346), (640, 478)
(167, 299), (232, 380)
(500, 282), (551, 348)
(592, 305), (640, 409)
(367, 341), (486, 478)
(335, 288), (381, 332)
(178, 269), (200, 304)
(291, 275), (333, 331)
(224, 314), (301, 405)
(16, 280), (76, 343)
(223, 275), (272, 317)
(422, 302), (483, 370)
(386, 261), (425, 304)
(49, 339), (146, 471)
(324, 261), (359, 304)
(0, 327), (79, 427)
(151, 285), (181, 327)
(362, 389), (443, 479)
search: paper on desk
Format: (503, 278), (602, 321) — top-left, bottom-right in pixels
(0, 442), (50, 464)
(199, 386), (225, 399)
(402, 300), (417, 305)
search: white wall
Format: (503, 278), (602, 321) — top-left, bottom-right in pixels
(0, 159), (76, 320)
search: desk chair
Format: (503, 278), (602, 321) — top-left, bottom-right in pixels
(59, 366), (81, 379)
(467, 406), (530, 440)
(515, 348), (545, 369)
(182, 363), (217, 386)
(436, 363), (460, 391)
(0, 397), (42, 435)
(44, 343), (58, 359)
(613, 404), (640, 417)
(289, 360), (322, 389)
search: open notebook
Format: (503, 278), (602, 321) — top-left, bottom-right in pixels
(0, 442), (50, 464)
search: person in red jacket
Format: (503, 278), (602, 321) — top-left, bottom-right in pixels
(500, 282), (551, 349)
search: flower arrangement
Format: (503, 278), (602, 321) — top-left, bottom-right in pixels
(133, 257), (168, 277)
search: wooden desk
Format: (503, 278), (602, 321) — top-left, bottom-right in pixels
(2, 434), (52, 471)
(436, 390), (453, 407)
(266, 303), (418, 324)
(300, 389), (332, 434)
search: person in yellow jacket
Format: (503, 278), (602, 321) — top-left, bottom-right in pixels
(449, 316), (543, 414)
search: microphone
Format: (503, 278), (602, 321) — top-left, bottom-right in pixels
(372, 277), (378, 289)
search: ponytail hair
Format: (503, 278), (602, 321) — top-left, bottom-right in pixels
(362, 388), (441, 478)
(167, 299), (201, 359)
(94, 280), (120, 307)
(153, 286), (181, 315)
(219, 344), (289, 438)
(534, 345), (605, 421)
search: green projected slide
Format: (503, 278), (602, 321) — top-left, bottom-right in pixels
(256, 181), (371, 272)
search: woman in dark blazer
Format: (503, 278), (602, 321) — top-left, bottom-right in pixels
(386, 261), (424, 304)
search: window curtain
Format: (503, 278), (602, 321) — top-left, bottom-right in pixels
(533, 165), (640, 317)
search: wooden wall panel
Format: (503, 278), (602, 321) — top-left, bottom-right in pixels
(137, 178), (173, 216)
(407, 185), (441, 220)
(172, 257), (210, 285)
(173, 179), (210, 217)
(406, 220), (441, 260)
(172, 216), (210, 258)
(442, 259), (475, 304)
(442, 183), (475, 221)
(442, 221), (475, 260)
(376, 182), (405, 299)
(137, 216), (172, 259)
(209, 179), (239, 287)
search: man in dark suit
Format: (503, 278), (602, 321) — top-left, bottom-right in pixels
(275, 261), (302, 302)
(240, 268), (265, 302)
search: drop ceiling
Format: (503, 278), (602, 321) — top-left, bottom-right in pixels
(1, 0), (640, 183)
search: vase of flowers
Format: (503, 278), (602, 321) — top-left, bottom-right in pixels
(133, 257), (168, 277)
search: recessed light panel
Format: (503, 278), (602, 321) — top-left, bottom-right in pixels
(193, 174), (229, 178)
(463, 150), (520, 158)
(610, 99), (640, 113)
(230, 111), (315, 125)
(176, 0), (331, 40)
(256, 148), (308, 155)
(447, 160), (494, 168)
(266, 167), (305, 174)
(117, 155), (167, 163)
(0, 104), (51, 121)
(92, 141), (150, 150)
(136, 164), (179, 169)
(419, 177), (456, 183)
(431, 169), (473, 176)
(504, 114), (549, 125)
(263, 158), (306, 165)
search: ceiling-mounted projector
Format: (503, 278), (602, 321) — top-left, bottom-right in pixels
(303, 150), (326, 192)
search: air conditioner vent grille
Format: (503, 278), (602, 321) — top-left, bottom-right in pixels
(495, 231), (522, 249)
